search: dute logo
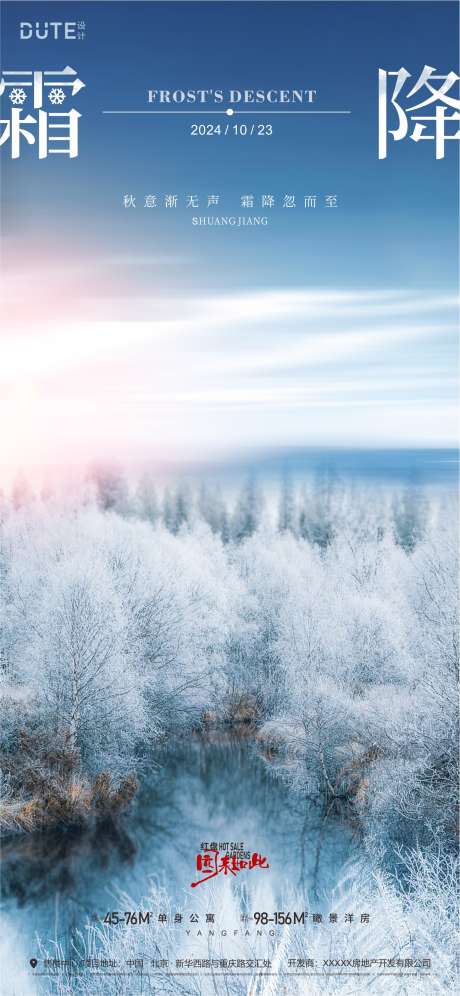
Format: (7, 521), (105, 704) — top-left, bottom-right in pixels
(20, 22), (82, 40)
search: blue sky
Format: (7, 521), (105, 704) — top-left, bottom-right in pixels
(0, 1), (458, 475)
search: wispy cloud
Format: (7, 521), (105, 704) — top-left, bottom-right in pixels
(0, 279), (457, 473)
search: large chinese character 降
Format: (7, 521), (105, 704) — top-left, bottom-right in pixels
(378, 65), (460, 159)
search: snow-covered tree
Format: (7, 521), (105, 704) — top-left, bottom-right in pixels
(134, 470), (159, 525)
(232, 477), (264, 542)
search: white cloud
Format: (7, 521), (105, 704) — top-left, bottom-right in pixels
(0, 285), (457, 473)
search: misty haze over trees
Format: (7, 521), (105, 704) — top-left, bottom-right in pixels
(0, 467), (458, 991)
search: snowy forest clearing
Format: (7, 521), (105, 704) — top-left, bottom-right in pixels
(3, 736), (458, 995)
(0, 472), (458, 992)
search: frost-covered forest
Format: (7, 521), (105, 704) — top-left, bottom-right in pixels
(0, 469), (458, 992)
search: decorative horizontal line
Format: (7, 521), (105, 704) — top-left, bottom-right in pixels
(102, 109), (351, 115)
